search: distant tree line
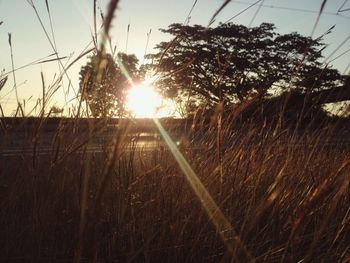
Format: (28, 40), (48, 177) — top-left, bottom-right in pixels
(79, 51), (142, 117)
(79, 22), (349, 118)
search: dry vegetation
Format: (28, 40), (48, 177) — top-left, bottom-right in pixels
(0, 117), (349, 262)
(1, 0), (350, 262)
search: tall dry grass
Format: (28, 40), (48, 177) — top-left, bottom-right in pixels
(0, 0), (349, 262)
(0, 116), (349, 262)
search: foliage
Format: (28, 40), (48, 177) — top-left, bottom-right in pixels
(49, 105), (64, 116)
(79, 51), (140, 117)
(147, 23), (343, 109)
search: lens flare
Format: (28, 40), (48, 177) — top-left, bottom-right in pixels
(126, 83), (163, 118)
(113, 57), (251, 259)
(153, 119), (252, 260)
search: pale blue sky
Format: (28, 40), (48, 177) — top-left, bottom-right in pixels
(0, 0), (349, 115)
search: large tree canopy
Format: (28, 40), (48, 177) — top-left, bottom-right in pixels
(147, 22), (343, 109)
(79, 51), (140, 117)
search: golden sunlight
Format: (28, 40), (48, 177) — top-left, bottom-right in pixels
(126, 82), (164, 118)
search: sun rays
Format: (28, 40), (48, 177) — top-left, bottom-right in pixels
(126, 82), (163, 118)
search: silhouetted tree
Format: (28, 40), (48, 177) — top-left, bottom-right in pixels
(79, 51), (140, 117)
(49, 105), (64, 117)
(147, 23), (343, 109)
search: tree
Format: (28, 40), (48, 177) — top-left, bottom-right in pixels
(79, 51), (140, 117)
(50, 105), (64, 117)
(147, 23), (343, 110)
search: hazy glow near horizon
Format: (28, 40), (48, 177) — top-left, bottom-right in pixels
(1, 0), (349, 116)
(126, 82), (167, 118)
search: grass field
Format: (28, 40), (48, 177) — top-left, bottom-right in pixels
(0, 116), (349, 262)
(1, 0), (350, 262)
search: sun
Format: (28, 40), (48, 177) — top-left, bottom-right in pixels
(126, 82), (164, 118)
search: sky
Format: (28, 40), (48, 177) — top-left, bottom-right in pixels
(0, 0), (350, 116)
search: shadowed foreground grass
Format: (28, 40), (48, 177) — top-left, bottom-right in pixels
(0, 118), (349, 262)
